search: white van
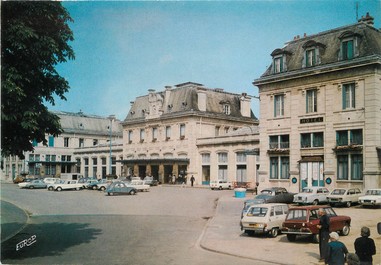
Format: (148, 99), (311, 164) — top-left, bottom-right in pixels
(210, 180), (232, 190)
(240, 203), (289, 237)
(43, 177), (60, 184)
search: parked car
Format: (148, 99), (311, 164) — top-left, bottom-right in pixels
(88, 179), (110, 191)
(19, 179), (47, 189)
(43, 177), (61, 184)
(281, 205), (351, 243)
(240, 203), (289, 237)
(241, 194), (274, 218)
(327, 188), (363, 207)
(48, 180), (83, 191)
(359, 189), (381, 207)
(17, 178), (35, 188)
(84, 179), (99, 189)
(13, 176), (26, 184)
(259, 187), (295, 203)
(143, 176), (159, 186)
(293, 186), (329, 205)
(126, 180), (150, 192)
(210, 180), (232, 190)
(106, 181), (137, 196)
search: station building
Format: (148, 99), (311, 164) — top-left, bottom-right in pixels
(253, 13), (381, 192)
(120, 82), (259, 186)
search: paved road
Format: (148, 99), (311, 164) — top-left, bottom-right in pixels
(1, 182), (380, 265)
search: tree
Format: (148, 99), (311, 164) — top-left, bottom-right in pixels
(1, 1), (75, 159)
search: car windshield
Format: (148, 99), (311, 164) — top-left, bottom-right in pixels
(331, 189), (346, 195)
(255, 194), (272, 200)
(302, 188), (313, 193)
(247, 207), (268, 217)
(366, 190), (381, 195)
(286, 209), (307, 221)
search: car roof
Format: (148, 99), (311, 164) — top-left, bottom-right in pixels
(248, 203), (288, 207)
(287, 205), (330, 210)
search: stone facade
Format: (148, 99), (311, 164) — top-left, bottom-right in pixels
(253, 13), (381, 192)
(121, 82), (259, 185)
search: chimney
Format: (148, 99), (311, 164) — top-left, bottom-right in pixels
(197, 88), (207, 112)
(240, 93), (251, 117)
(358, 12), (374, 26)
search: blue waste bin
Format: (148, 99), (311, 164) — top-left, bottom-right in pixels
(234, 188), (246, 198)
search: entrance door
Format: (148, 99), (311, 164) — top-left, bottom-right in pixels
(138, 165), (146, 179)
(300, 162), (324, 189)
(164, 165), (173, 183)
(151, 165), (159, 181)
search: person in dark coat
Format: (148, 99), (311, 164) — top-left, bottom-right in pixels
(317, 208), (330, 262)
(354, 226), (376, 265)
(325, 232), (348, 265)
(190, 175), (195, 187)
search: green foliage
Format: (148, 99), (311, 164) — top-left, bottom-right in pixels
(1, 1), (75, 159)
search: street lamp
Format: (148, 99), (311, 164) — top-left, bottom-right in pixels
(108, 115), (116, 177)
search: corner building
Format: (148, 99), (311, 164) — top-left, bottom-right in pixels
(253, 14), (381, 192)
(121, 82), (258, 185)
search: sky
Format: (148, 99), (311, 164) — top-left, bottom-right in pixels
(49, 0), (381, 120)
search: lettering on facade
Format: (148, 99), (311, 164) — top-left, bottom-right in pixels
(300, 117), (323, 124)
(16, 235), (37, 251)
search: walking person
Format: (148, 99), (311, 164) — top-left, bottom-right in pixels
(190, 175), (195, 187)
(325, 232), (348, 265)
(317, 208), (330, 262)
(354, 226), (376, 265)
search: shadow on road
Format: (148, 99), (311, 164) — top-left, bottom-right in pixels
(1, 221), (102, 261)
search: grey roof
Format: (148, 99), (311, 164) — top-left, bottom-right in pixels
(258, 16), (381, 78)
(52, 111), (123, 136)
(124, 82), (257, 121)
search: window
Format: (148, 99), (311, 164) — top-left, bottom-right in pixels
(218, 153), (228, 163)
(93, 139), (98, 146)
(305, 49), (316, 67)
(79, 138), (84, 148)
(351, 154), (363, 180)
(274, 94), (284, 117)
(270, 156), (290, 180)
(306, 89), (317, 113)
(224, 127), (229, 134)
(64, 137), (69, 148)
(342, 83), (355, 109)
(337, 155), (348, 180)
(165, 126), (171, 140)
(218, 165), (228, 181)
(180, 124), (185, 139)
(48, 136), (54, 147)
(32, 139), (38, 147)
(215, 126), (220, 137)
(341, 39), (354, 60)
(140, 129), (145, 142)
(128, 130), (133, 143)
(301, 132), (324, 148)
(273, 56), (283, 73)
(269, 135), (289, 149)
(223, 104), (231, 115)
(336, 129), (362, 146)
(337, 154), (363, 181)
(152, 127), (158, 141)
(202, 154), (210, 164)
(236, 152), (247, 163)
(92, 158), (97, 165)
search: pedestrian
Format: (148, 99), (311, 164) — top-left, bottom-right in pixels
(347, 253), (360, 265)
(190, 175), (195, 187)
(325, 232), (348, 265)
(317, 208), (330, 262)
(354, 226), (376, 265)
(172, 174), (176, 185)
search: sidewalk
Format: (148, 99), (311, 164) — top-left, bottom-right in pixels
(200, 192), (381, 265)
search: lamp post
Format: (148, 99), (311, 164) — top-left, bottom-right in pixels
(108, 115), (116, 177)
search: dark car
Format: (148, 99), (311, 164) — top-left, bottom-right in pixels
(105, 181), (137, 196)
(241, 194), (273, 217)
(260, 187), (295, 204)
(281, 205), (351, 243)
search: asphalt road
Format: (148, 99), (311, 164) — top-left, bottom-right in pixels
(0, 183), (263, 265)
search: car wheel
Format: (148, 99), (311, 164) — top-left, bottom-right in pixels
(340, 224), (350, 236)
(129, 190), (136, 195)
(228, 185), (231, 190)
(100, 186), (106, 191)
(312, 234), (320, 243)
(108, 192), (114, 196)
(92, 186), (97, 190)
(76, 187), (80, 191)
(219, 186), (222, 190)
(211, 188), (214, 190)
(245, 230), (254, 236)
(29, 186), (34, 189)
(57, 187), (62, 191)
(270, 228), (279, 238)
(345, 201), (351, 208)
(312, 199), (319, 205)
(286, 234), (297, 242)
(48, 186), (54, 191)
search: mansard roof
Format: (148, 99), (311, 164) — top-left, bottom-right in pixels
(124, 82), (257, 122)
(52, 111), (122, 136)
(256, 14), (381, 81)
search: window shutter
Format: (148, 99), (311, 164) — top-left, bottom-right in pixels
(347, 40), (353, 59)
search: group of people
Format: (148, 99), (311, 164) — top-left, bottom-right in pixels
(317, 208), (377, 265)
(169, 174), (195, 187)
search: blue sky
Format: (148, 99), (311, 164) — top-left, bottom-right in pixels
(50, 0), (380, 120)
